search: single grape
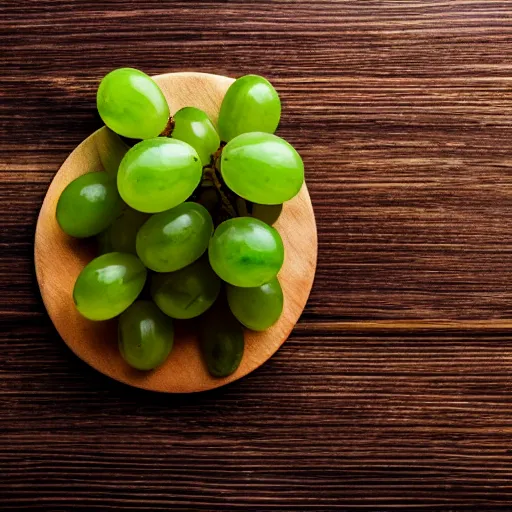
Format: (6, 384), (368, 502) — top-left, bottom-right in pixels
(220, 132), (303, 205)
(99, 130), (130, 179)
(97, 207), (150, 255)
(171, 107), (220, 166)
(97, 68), (170, 140)
(200, 306), (244, 378)
(227, 277), (283, 331)
(136, 202), (213, 273)
(218, 75), (280, 142)
(73, 252), (147, 321)
(118, 300), (174, 370)
(251, 203), (282, 225)
(151, 258), (221, 319)
(117, 138), (202, 213)
(56, 172), (121, 238)
(208, 217), (284, 287)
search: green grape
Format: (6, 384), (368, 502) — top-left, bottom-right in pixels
(208, 217), (284, 287)
(251, 203), (282, 225)
(73, 252), (147, 321)
(151, 258), (221, 319)
(220, 132), (304, 205)
(98, 207), (150, 255)
(56, 172), (121, 238)
(200, 306), (244, 377)
(117, 138), (202, 213)
(118, 300), (174, 370)
(97, 68), (170, 140)
(171, 107), (220, 166)
(136, 202), (213, 272)
(218, 75), (280, 142)
(97, 231), (113, 255)
(99, 129), (130, 179)
(227, 277), (283, 331)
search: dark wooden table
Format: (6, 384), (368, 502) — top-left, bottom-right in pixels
(2, 1), (512, 510)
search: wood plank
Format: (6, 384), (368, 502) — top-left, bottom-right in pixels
(3, 1), (512, 321)
(2, 0), (512, 509)
(2, 324), (512, 509)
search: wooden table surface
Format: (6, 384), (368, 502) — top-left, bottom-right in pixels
(2, 1), (512, 510)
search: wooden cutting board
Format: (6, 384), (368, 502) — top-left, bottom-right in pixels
(34, 72), (318, 393)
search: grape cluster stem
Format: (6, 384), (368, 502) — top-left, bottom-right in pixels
(202, 147), (237, 219)
(159, 117), (176, 138)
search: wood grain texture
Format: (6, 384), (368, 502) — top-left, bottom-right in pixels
(2, 0), (512, 509)
(35, 72), (317, 392)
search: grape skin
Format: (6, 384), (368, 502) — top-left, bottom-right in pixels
(172, 107), (220, 166)
(97, 68), (170, 140)
(151, 258), (221, 319)
(73, 252), (147, 321)
(56, 172), (121, 238)
(200, 307), (244, 377)
(208, 217), (284, 287)
(251, 203), (282, 225)
(221, 132), (304, 205)
(97, 206), (150, 256)
(99, 130), (130, 179)
(218, 74), (281, 142)
(118, 300), (174, 370)
(136, 202), (213, 273)
(227, 277), (283, 331)
(117, 138), (202, 214)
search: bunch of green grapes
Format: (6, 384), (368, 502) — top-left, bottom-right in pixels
(56, 68), (303, 377)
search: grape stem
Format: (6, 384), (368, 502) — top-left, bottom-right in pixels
(159, 117), (175, 138)
(202, 155), (237, 218)
(193, 145), (253, 225)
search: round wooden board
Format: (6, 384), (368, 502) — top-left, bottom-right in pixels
(34, 72), (317, 393)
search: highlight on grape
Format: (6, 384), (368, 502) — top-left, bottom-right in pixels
(56, 68), (304, 376)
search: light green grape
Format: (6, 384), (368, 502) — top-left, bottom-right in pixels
(97, 68), (170, 140)
(151, 258), (221, 319)
(56, 172), (121, 238)
(118, 300), (174, 371)
(171, 107), (220, 166)
(251, 203), (282, 225)
(99, 129), (130, 179)
(218, 75), (280, 142)
(200, 306), (244, 378)
(117, 138), (202, 213)
(220, 132), (304, 205)
(227, 277), (283, 331)
(136, 202), (213, 272)
(208, 217), (284, 287)
(98, 207), (150, 255)
(73, 252), (147, 321)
